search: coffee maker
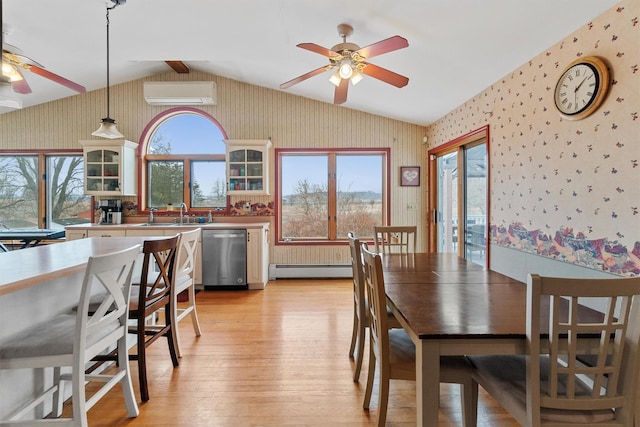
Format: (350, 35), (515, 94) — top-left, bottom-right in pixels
(99, 199), (122, 224)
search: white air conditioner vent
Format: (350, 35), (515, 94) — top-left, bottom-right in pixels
(143, 81), (216, 105)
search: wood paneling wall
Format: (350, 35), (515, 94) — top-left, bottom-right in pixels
(0, 70), (427, 265)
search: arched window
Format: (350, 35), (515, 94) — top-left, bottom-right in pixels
(140, 108), (228, 213)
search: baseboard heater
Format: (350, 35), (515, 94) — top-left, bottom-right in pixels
(268, 264), (352, 280)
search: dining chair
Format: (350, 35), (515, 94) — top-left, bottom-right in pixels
(360, 244), (477, 427)
(94, 235), (181, 402)
(373, 225), (417, 254)
(347, 232), (401, 382)
(170, 228), (202, 358)
(0, 245), (141, 426)
(468, 274), (640, 426)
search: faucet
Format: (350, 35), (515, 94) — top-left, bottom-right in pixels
(179, 202), (187, 224)
(149, 208), (157, 223)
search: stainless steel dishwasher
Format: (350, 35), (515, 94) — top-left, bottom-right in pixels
(202, 229), (247, 289)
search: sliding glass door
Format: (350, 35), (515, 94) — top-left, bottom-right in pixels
(428, 127), (488, 266)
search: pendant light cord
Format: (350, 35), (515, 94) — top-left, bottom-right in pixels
(105, 5), (113, 119)
(104, 1), (121, 120)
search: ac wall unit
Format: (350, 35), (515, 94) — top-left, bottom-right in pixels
(143, 81), (216, 105)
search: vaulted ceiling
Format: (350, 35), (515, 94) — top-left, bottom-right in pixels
(1, 0), (618, 125)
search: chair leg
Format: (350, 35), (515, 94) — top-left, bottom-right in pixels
(353, 316), (366, 382)
(137, 322), (150, 402)
(188, 286), (202, 336)
(460, 379), (479, 427)
(172, 295), (183, 359)
(166, 302), (180, 368)
(363, 344), (376, 409)
(376, 371), (390, 427)
(118, 333), (139, 418)
(72, 356), (89, 427)
(349, 302), (358, 358)
(52, 367), (64, 418)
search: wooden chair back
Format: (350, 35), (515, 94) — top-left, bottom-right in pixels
(361, 244), (390, 366)
(525, 274), (640, 425)
(373, 226), (416, 254)
(175, 228), (200, 288)
(136, 235), (180, 315)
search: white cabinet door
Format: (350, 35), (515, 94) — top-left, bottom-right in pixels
(87, 230), (126, 238)
(65, 230), (88, 240)
(247, 228), (268, 289)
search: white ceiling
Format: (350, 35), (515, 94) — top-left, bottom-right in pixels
(1, 0), (619, 126)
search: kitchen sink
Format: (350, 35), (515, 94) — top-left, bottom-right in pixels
(137, 223), (181, 226)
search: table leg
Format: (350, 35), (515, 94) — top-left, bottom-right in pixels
(416, 339), (440, 427)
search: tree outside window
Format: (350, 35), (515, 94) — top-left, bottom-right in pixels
(143, 111), (228, 211)
(278, 149), (388, 242)
(0, 154), (90, 230)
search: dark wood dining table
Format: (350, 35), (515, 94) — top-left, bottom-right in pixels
(381, 252), (602, 427)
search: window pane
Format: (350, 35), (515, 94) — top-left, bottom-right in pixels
(281, 155), (328, 239)
(0, 156), (39, 229)
(148, 161), (184, 208)
(464, 143), (487, 266)
(192, 161), (227, 208)
(336, 154), (383, 239)
(149, 114), (225, 155)
(47, 156), (92, 229)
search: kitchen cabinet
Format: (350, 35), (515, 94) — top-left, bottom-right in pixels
(87, 230), (126, 238)
(125, 228), (203, 286)
(65, 222), (269, 290)
(80, 140), (138, 196)
(246, 227), (269, 288)
(65, 230), (87, 240)
(225, 139), (272, 195)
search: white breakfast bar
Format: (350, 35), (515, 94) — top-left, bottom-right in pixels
(0, 237), (149, 420)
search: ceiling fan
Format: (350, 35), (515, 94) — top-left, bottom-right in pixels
(280, 23), (409, 105)
(0, 0), (85, 103)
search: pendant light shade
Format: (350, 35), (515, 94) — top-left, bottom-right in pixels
(92, 1), (125, 139)
(92, 117), (124, 139)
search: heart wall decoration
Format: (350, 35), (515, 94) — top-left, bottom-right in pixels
(400, 166), (420, 186)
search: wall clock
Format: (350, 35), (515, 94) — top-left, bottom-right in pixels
(554, 56), (610, 120)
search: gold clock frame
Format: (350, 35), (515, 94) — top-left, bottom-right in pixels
(554, 56), (610, 121)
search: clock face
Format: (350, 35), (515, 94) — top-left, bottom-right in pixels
(554, 63), (599, 115)
(553, 56), (609, 120)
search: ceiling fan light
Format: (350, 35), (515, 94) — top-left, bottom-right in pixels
(338, 62), (353, 79)
(329, 71), (342, 87)
(1, 62), (23, 82)
(350, 70), (363, 86)
(0, 79), (22, 109)
(92, 117), (124, 139)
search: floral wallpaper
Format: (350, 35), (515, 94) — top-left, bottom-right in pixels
(427, 0), (639, 276)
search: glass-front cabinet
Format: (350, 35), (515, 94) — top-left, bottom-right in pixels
(80, 140), (139, 196)
(225, 139), (272, 195)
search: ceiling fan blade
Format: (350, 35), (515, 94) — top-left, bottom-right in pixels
(280, 65), (330, 89)
(3, 43), (46, 68)
(297, 43), (341, 59)
(333, 78), (348, 105)
(355, 35), (408, 60)
(28, 65), (86, 93)
(11, 68), (32, 94)
(361, 62), (409, 88)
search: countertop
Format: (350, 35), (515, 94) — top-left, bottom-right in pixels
(66, 222), (270, 230)
(0, 237), (149, 296)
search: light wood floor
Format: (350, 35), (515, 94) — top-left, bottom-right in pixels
(74, 279), (520, 426)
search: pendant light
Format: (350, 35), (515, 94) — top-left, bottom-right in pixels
(92, 0), (125, 139)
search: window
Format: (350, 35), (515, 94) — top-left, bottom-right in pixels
(0, 152), (91, 230)
(277, 149), (389, 242)
(141, 109), (228, 212)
